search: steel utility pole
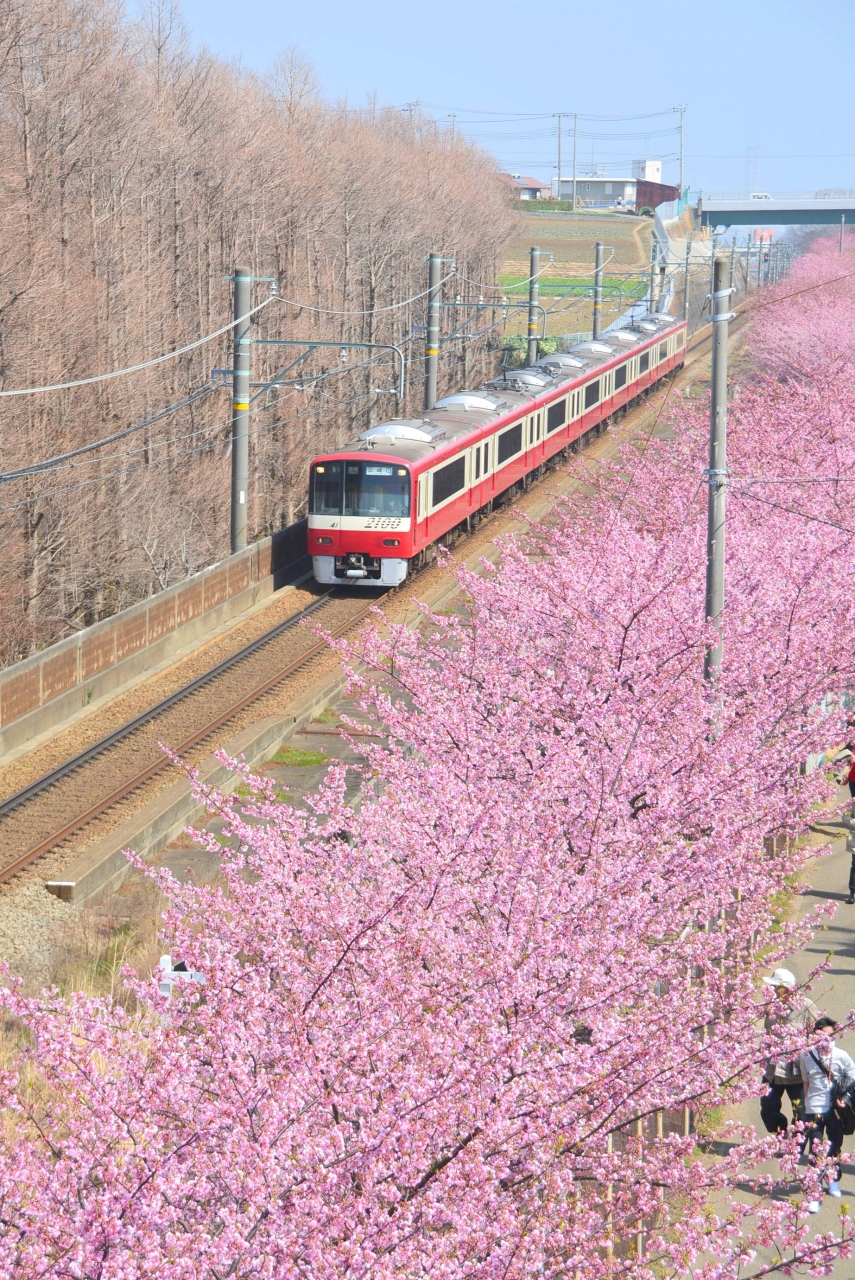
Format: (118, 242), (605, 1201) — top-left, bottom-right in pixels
(527, 246), (540, 365)
(592, 242), (604, 338)
(677, 104), (686, 197)
(230, 266), (251, 554)
(572, 113), (578, 210)
(556, 113), (563, 199)
(649, 237), (657, 312)
(424, 252), (441, 409)
(745, 238), (751, 293)
(704, 256), (732, 682)
(683, 239), (691, 320)
(842, 214), (846, 255)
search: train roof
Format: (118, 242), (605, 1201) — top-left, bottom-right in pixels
(319, 311), (682, 469)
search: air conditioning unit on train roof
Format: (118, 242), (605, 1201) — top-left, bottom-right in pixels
(573, 342), (614, 356)
(434, 392), (506, 412)
(359, 420), (446, 444)
(536, 353), (585, 370)
(607, 331), (640, 344)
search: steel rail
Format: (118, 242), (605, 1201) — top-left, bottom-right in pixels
(0, 590), (339, 824)
(0, 312), (737, 886)
(0, 600), (375, 883)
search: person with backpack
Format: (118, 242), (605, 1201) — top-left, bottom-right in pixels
(799, 1016), (855, 1212)
(760, 969), (818, 1135)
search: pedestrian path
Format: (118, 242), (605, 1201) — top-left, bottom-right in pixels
(726, 785), (855, 1267)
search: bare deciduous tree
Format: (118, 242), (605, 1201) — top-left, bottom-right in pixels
(0, 0), (513, 663)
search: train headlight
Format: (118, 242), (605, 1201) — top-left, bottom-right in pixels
(316, 536), (333, 545)
(382, 538), (401, 547)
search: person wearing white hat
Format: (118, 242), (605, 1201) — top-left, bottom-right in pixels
(759, 968), (818, 1138)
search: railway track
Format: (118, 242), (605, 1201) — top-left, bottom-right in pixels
(0, 309), (739, 891)
(0, 589), (377, 886)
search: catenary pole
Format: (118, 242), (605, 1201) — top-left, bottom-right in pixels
(230, 266), (251, 554)
(842, 214), (846, 255)
(592, 242), (604, 338)
(683, 238), (691, 320)
(704, 256), (732, 682)
(649, 236), (657, 312)
(556, 113), (562, 199)
(527, 246), (540, 365)
(424, 252), (441, 409)
(745, 238), (751, 293)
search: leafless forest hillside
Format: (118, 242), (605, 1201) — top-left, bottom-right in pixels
(0, 0), (513, 663)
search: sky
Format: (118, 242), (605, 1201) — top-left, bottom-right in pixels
(170, 0), (854, 198)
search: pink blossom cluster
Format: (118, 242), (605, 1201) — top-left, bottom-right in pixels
(2, 236), (855, 1277)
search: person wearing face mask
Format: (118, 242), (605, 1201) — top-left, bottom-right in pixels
(799, 1016), (855, 1212)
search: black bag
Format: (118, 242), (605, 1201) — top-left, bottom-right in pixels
(832, 1068), (855, 1136)
(839, 1092), (855, 1136)
(812, 1052), (855, 1136)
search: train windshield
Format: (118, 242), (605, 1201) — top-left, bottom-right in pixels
(311, 461), (411, 517)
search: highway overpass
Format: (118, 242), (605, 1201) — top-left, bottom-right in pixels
(698, 196), (855, 228)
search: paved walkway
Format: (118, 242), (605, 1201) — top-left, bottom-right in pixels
(728, 785), (855, 1266)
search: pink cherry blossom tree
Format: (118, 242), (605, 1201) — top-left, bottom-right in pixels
(2, 234), (855, 1277)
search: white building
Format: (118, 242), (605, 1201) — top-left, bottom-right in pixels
(556, 176), (635, 206)
(633, 159), (662, 183)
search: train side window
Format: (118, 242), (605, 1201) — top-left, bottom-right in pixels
(483, 440), (490, 472)
(639, 350), (650, 373)
(417, 476), (426, 519)
(474, 447), (481, 481)
(676, 330), (685, 348)
(497, 422), (523, 465)
(614, 364), (627, 390)
(659, 342), (667, 361)
(584, 379), (600, 410)
(529, 417), (534, 445)
(432, 456), (466, 508)
(547, 399), (566, 433)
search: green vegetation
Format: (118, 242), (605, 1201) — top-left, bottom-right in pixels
(498, 275), (646, 299)
(315, 706), (340, 724)
(501, 334), (562, 368)
(511, 199), (643, 215)
(268, 745), (328, 767)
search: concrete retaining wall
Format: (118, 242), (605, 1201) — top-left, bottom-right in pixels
(0, 521), (308, 758)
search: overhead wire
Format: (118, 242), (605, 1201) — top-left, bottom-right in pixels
(729, 485), (855, 537)
(0, 334), (476, 515)
(0, 385), (217, 482)
(0, 299), (277, 398)
(272, 272), (456, 316)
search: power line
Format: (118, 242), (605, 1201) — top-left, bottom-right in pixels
(0, 333), (481, 513)
(274, 272), (456, 317)
(0, 299), (276, 398)
(730, 485), (855, 537)
(0, 385), (217, 483)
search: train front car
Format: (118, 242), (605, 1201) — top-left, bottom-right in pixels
(308, 453), (414, 586)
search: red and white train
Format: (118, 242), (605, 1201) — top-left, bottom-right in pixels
(308, 310), (687, 585)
